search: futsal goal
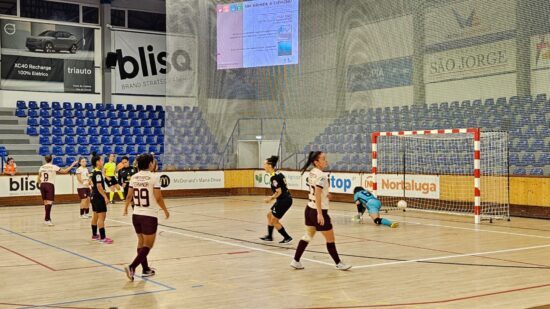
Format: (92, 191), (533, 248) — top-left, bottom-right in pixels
(371, 128), (509, 224)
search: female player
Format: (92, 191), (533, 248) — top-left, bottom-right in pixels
(352, 186), (398, 227)
(103, 153), (124, 204)
(37, 155), (77, 226)
(75, 157), (91, 219)
(117, 156), (137, 201)
(259, 155), (293, 244)
(123, 153), (170, 281)
(291, 151), (351, 270)
(90, 153), (113, 244)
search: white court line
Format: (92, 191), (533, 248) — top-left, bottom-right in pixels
(108, 218), (335, 267)
(352, 243), (550, 269)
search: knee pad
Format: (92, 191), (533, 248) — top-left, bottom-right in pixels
(374, 217), (382, 225)
(301, 227), (316, 242)
(301, 234), (312, 242)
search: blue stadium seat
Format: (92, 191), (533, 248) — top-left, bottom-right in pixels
(145, 105), (154, 112)
(65, 136), (76, 145)
(85, 110), (95, 119)
(53, 136), (64, 145)
(66, 146), (77, 156)
(102, 145), (113, 154)
(74, 102), (83, 110)
(530, 139), (544, 152)
(78, 145), (90, 156)
(126, 104), (135, 112)
(90, 136), (101, 145)
(77, 135), (89, 145)
(52, 146), (64, 156)
(28, 118), (39, 126)
(39, 109), (50, 118)
(52, 127), (63, 136)
(86, 119), (97, 127)
(15, 109), (26, 117)
(124, 136), (135, 145)
(95, 103), (105, 111)
(128, 111), (138, 119)
(135, 136), (145, 145)
(145, 135), (156, 144)
(114, 145), (125, 155)
(101, 136), (112, 144)
(26, 126), (38, 136)
(28, 109), (39, 118)
(153, 127), (163, 136)
(88, 127), (99, 136)
(120, 119), (130, 127)
(122, 127), (131, 136)
(40, 101), (50, 110)
(96, 111), (107, 119)
(143, 127), (153, 136)
(132, 127), (142, 135)
(111, 127), (121, 136)
(130, 119), (140, 127)
(107, 110), (117, 119)
(520, 153), (535, 166)
(75, 126), (86, 136)
(63, 110), (74, 118)
(137, 145), (148, 153)
(38, 145), (50, 156)
(90, 145), (101, 155)
(53, 157), (64, 166)
(118, 111), (128, 120)
(538, 153), (550, 166)
(39, 118), (51, 126)
(28, 101), (38, 109)
(105, 103), (114, 111)
(17, 100), (27, 110)
(74, 110), (84, 118)
(99, 127), (109, 136)
(127, 145), (138, 155)
(136, 105), (145, 111)
(106, 118), (118, 127)
(138, 111), (147, 119)
(529, 168), (543, 176)
(63, 102), (73, 110)
(40, 127), (51, 136)
(116, 104), (125, 112)
(64, 156), (76, 166)
(51, 118), (62, 127)
(151, 119), (161, 128)
(85, 103), (94, 111)
(63, 118), (75, 127)
(48, 110), (59, 119)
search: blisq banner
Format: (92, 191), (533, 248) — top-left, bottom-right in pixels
(112, 31), (196, 97)
(0, 19), (95, 93)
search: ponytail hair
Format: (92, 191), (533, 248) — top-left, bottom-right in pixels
(266, 155), (279, 168)
(91, 151), (101, 168)
(301, 151), (322, 175)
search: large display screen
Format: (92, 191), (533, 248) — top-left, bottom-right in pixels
(216, 0), (299, 69)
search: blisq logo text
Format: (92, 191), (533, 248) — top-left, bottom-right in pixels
(10, 177), (38, 191)
(116, 45), (191, 80)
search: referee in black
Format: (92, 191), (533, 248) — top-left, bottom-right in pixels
(117, 156), (137, 204)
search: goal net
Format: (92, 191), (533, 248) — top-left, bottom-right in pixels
(371, 128), (509, 224)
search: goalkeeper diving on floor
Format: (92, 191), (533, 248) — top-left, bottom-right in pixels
(353, 186), (399, 228)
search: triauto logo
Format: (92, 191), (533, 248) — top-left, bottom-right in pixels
(116, 45), (192, 80)
(159, 175), (170, 188)
(9, 176), (38, 191)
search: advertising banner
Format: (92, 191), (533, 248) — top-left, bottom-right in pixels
(0, 19), (95, 92)
(424, 39), (515, 83)
(299, 171), (361, 195)
(112, 31), (196, 97)
(253, 170), (303, 190)
(347, 57), (412, 92)
(0, 174), (73, 197)
(361, 173), (440, 199)
(531, 34), (550, 70)
(157, 171), (224, 190)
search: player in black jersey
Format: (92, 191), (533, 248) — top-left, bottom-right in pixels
(90, 153), (113, 244)
(259, 155), (293, 244)
(117, 156), (137, 203)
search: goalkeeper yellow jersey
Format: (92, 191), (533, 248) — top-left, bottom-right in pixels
(104, 162), (117, 177)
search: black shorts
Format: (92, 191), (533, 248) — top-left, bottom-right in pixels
(91, 195), (107, 213)
(304, 206), (333, 231)
(123, 184), (130, 198)
(105, 177), (118, 187)
(40, 183), (55, 201)
(132, 214), (158, 235)
(271, 196), (292, 219)
(77, 188), (90, 200)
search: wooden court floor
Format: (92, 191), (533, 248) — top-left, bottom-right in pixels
(1, 195), (550, 309)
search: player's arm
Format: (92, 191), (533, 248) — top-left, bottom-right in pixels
(123, 187), (134, 215)
(117, 170), (124, 186)
(153, 188), (170, 219)
(97, 182), (109, 204)
(36, 172), (41, 186)
(76, 172), (84, 185)
(59, 161), (77, 174)
(315, 185), (324, 225)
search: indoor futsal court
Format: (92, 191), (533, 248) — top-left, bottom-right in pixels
(1, 0), (550, 308)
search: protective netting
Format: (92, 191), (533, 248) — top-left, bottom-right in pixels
(161, 0), (549, 175)
(376, 131), (509, 221)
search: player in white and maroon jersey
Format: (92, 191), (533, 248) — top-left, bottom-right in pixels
(37, 155), (77, 226)
(123, 154), (170, 281)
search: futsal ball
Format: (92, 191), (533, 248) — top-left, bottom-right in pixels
(397, 200), (407, 209)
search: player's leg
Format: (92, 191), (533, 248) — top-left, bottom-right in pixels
(318, 212), (351, 270)
(108, 183), (116, 203)
(368, 200), (398, 228)
(115, 183), (124, 200)
(126, 215), (157, 280)
(84, 195), (91, 218)
(271, 199), (292, 243)
(97, 211), (113, 243)
(91, 210), (99, 240)
(291, 207), (316, 269)
(260, 212), (275, 241)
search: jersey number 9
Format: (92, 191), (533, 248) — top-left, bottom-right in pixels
(133, 188), (150, 207)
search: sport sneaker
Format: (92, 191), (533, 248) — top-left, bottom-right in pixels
(44, 220), (54, 226)
(142, 268), (156, 277)
(260, 235), (273, 241)
(290, 259), (304, 269)
(80, 215), (87, 219)
(92, 235), (100, 241)
(279, 237), (293, 244)
(100, 237), (114, 244)
(351, 215), (360, 222)
(335, 262), (352, 271)
(390, 222), (399, 228)
(124, 265), (135, 281)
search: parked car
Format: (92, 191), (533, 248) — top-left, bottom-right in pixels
(26, 30), (78, 53)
